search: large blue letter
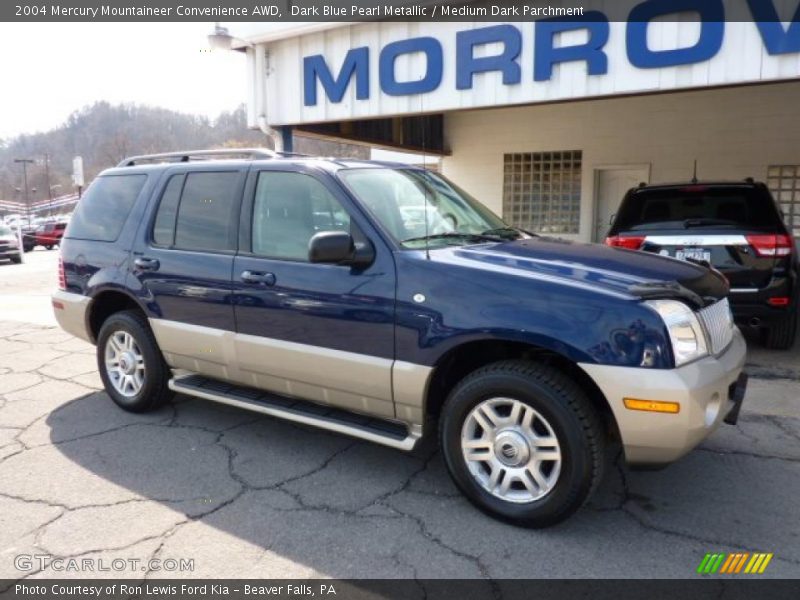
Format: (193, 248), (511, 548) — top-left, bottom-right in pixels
(456, 24), (521, 90)
(304, 47), (369, 106)
(534, 12), (610, 81)
(747, 0), (800, 55)
(379, 37), (443, 96)
(627, 0), (724, 69)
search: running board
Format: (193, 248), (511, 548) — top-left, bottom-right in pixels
(168, 374), (422, 451)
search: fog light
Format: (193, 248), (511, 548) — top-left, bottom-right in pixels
(623, 398), (680, 414)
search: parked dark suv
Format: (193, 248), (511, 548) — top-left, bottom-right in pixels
(53, 149), (748, 527)
(606, 181), (798, 349)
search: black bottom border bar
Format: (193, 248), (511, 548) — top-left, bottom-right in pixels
(2, 579), (800, 600)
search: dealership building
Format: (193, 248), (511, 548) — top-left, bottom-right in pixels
(228, 1), (800, 242)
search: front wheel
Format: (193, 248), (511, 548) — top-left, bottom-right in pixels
(440, 360), (605, 527)
(96, 310), (173, 413)
(10, 252), (22, 264)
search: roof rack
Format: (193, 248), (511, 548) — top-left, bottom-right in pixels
(117, 148), (280, 167)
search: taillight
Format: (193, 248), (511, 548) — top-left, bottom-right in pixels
(745, 234), (793, 258)
(58, 256), (66, 290)
(605, 235), (645, 250)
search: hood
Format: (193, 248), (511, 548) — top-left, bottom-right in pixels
(435, 236), (728, 307)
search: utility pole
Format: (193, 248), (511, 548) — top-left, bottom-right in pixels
(14, 158), (34, 227)
(44, 153), (52, 216)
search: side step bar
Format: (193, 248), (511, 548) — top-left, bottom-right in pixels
(169, 374), (422, 451)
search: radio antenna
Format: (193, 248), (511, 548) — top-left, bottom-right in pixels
(421, 83), (431, 260)
(692, 159), (698, 184)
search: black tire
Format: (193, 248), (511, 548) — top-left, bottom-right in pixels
(764, 310), (798, 350)
(96, 310), (173, 413)
(10, 252), (22, 264)
(439, 360), (605, 528)
(45, 245), (53, 250)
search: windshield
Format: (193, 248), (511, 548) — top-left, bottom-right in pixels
(0, 225), (12, 236)
(339, 168), (521, 249)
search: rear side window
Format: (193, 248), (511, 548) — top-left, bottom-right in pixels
(153, 171), (240, 252)
(616, 187), (782, 231)
(67, 175), (147, 241)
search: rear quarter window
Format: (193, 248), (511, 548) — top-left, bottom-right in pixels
(66, 174), (147, 242)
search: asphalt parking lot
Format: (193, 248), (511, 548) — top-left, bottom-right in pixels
(0, 250), (798, 582)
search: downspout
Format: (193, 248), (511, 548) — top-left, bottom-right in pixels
(250, 44), (284, 152)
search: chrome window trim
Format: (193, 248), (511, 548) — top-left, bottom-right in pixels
(643, 234), (749, 246)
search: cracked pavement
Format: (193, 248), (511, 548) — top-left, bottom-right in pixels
(0, 250), (799, 582)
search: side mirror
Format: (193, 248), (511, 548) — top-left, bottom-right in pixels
(308, 231), (375, 267)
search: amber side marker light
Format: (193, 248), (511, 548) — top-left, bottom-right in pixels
(623, 398), (680, 414)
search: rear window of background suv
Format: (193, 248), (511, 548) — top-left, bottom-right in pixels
(66, 174), (147, 242)
(615, 187), (782, 231)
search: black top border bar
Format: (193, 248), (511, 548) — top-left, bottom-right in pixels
(4, 0), (800, 22)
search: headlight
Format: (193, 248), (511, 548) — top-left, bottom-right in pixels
(645, 299), (708, 367)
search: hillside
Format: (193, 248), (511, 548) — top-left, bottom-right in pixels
(0, 102), (367, 204)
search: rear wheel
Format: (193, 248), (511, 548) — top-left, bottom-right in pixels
(96, 310), (173, 412)
(764, 310), (798, 350)
(45, 245), (53, 250)
(439, 360), (605, 527)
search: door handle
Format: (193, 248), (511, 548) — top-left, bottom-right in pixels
(134, 257), (160, 271)
(240, 270), (276, 285)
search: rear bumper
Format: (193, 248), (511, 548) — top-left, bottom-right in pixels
(728, 278), (797, 325)
(579, 328), (747, 465)
(51, 290), (92, 343)
(730, 298), (795, 326)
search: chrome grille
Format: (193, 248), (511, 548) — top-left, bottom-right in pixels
(698, 298), (735, 355)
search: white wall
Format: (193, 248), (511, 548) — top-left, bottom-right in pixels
(441, 81), (800, 242)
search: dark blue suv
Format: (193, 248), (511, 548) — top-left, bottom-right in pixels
(53, 149), (748, 527)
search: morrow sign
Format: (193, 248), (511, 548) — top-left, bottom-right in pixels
(304, 0), (800, 105)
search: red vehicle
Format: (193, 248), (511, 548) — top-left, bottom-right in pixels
(34, 222), (67, 250)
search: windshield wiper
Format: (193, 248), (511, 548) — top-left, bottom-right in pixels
(684, 218), (738, 228)
(402, 232), (506, 244)
(480, 226), (529, 239)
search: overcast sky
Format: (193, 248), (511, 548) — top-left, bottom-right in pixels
(0, 23), (248, 140)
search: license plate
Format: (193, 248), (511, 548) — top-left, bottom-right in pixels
(675, 248), (711, 262)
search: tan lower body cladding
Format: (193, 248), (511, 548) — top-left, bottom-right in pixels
(148, 318), (431, 425)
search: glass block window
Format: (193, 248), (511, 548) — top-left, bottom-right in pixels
(502, 151), (582, 234)
(767, 165), (800, 238)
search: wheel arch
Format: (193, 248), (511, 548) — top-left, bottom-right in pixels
(87, 288), (148, 343)
(424, 338), (620, 441)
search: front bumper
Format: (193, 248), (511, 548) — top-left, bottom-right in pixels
(580, 328), (747, 465)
